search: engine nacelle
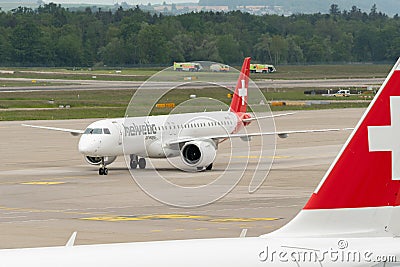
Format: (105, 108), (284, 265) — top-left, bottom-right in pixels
(84, 156), (117, 166)
(181, 140), (216, 168)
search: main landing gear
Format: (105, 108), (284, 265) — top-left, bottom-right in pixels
(98, 157), (108, 175)
(130, 154), (146, 170)
(196, 163), (213, 172)
(206, 163), (213, 171)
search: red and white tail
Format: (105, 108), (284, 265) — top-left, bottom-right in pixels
(229, 57), (251, 113)
(268, 58), (400, 238)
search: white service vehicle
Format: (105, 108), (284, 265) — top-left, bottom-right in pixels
(334, 89), (351, 97)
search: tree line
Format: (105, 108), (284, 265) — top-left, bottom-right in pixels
(0, 3), (399, 67)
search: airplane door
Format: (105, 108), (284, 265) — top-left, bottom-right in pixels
(166, 121), (178, 137)
(112, 121), (123, 145)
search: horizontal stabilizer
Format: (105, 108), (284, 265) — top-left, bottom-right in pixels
(241, 112), (295, 123)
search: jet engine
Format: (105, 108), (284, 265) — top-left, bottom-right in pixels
(181, 140), (216, 168)
(84, 156), (117, 166)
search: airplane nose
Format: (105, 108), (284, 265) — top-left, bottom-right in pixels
(78, 139), (89, 154)
(78, 136), (100, 155)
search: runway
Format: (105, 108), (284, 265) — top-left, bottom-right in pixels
(0, 78), (384, 92)
(0, 108), (363, 249)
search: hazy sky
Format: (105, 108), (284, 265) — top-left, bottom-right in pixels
(44, 0), (197, 5)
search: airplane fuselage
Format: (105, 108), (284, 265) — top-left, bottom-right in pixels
(78, 111), (241, 159)
(1, 236), (399, 267)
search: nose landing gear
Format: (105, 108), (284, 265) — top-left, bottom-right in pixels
(98, 157), (108, 175)
(99, 167), (108, 175)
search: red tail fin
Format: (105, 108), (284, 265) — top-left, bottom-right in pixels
(267, 59), (400, 238)
(229, 57), (251, 113)
(305, 59), (400, 209)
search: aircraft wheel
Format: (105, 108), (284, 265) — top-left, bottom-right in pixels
(138, 158), (146, 169)
(206, 163), (213, 171)
(130, 160), (137, 169)
(130, 154), (138, 169)
(99, 167), (108, 175)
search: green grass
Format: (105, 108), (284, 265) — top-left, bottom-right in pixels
(261, 87), (375, 101)
(270, 102), (370, 111)
(0, 63), (392, 82)
(0, 64), (382, 120)
(252, 64), (391, 80)
(0, 90), (133, 109)
(0, 71), (150, 81)
(0, 87), (373, 121)
(0, 107), (126, 121)
(0, 81), (71, 87)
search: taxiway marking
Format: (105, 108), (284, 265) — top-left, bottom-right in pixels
(20, 181), (66, 185)
(81, 214), (280, 223)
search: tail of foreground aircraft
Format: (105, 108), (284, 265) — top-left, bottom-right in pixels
(268, 58), (400, 238)
(229, 57), (250, 113)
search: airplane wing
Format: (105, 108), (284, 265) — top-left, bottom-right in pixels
(21, 124), (84, 136)
(166, 127), (353, 146)
(241, 112), (295, 122)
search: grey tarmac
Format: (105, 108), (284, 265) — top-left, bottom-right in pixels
(0, 108), (363, 249)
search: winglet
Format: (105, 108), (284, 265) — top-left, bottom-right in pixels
(65, 231), (77, 247)
(229, 57), (251, 113)
(239, 228), (247, 238)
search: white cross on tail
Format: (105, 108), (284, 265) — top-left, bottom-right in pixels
(238, 79), (247, 106)
(368, 96), (400, 180)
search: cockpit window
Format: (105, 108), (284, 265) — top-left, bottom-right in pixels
(103, 128), (111, 134)
(83, 128), (103, 134)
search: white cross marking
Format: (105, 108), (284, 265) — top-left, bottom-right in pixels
(238, 79), (247, 106)
(368, 96), (400, 180)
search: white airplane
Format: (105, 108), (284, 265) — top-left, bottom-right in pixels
(6, 58), (400, 266)
(23, 58), (350, 175)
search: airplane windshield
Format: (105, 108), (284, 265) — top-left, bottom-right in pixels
(83, 128), (103, 134)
